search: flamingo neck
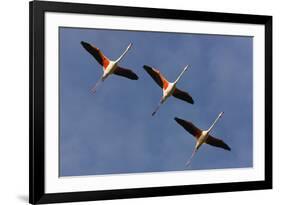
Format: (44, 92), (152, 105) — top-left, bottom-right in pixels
(116, 43), (132, 63)
(207, 112), (224, 133)
(174, 65), (189, 84)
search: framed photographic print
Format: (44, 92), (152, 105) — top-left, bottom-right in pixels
(29, 0), (272, 204)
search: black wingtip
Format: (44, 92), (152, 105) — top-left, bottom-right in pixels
(143, 65), (151, 70)
(80, 41), (89, 49)
(129, 73), (139, 80)
(190, 98), (194, 104)
(223, 143), (231, 151)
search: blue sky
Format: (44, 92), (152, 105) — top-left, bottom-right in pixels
(59, 27), (253, 177)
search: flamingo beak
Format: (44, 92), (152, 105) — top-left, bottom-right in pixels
(127, 43), (132, 50)
(184, 65), (189, 71)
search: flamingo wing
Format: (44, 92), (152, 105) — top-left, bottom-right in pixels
(206, 135), (231, 151)
(143, 65), (169, 89)
(81, 41), (110, 69)
(173, 88), (194, 104)
(174, 117), (202, 138)
(114, 66), (139, 80)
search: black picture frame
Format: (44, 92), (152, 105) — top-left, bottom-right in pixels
(29, 1), (272, 204)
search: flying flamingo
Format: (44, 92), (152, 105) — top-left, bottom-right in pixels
(143, 65), (194, 116)
(81, 41), (139, 93)
(174, 112), (231, 167)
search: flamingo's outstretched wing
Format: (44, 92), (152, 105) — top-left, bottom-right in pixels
(206, 135), (231, 151)
(174, 117), (202, 138)
(173, 88), (194, 104)
(114, 66), (139, 80)
(143, 65), (169, 89)
(81, 41), (110, 69)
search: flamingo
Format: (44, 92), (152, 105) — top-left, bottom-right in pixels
(81, 41), (139, 93)
(143, 65), (194, 116)
(174, 112), (231, 167)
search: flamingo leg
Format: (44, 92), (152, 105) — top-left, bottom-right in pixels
(91, 77), (103, 94)
(185, 147), (197, 167)
(152, 98), (163, 116)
